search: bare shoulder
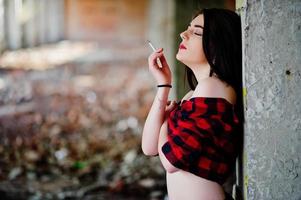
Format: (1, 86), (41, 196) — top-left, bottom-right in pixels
(193, 77), (237, 105)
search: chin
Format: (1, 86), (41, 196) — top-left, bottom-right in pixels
(176, 53), (184, 62)
(176, 54), (188, 66)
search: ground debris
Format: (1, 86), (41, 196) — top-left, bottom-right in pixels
(0, 41), (166, 199)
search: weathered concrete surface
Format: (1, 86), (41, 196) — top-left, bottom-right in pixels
(0, 0), (4, 52)
(147, 0), (176, 101)
(241, 0), (301, 199)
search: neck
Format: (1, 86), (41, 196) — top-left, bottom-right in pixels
(189, 63), (212, 83)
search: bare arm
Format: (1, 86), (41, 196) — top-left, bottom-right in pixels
(141, 87), (170, 156)
(157, 90), (194, 172)
(142, 46), (172, 156)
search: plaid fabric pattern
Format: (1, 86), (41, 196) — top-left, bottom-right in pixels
(161, 97), (240, 185)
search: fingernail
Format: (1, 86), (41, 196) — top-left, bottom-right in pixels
(156, 48), (163, 52)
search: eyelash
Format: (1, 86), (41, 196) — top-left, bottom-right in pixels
(187, 26), (202, 36)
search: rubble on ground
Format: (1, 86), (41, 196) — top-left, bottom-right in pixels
(0, 41), (167, 200)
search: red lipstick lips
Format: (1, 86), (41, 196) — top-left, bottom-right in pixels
(179, 43), (187, 49)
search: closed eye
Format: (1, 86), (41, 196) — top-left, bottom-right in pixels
(194, 33), (202, 36)
(188, 25), (202, 36)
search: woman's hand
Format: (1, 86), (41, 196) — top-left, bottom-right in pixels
(164, 100), (177, 119)
(148, 48), (172, 85)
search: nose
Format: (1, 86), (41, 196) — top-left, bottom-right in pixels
(180, 31), (187, 40)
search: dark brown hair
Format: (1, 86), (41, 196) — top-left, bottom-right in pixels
(184, 8), (244, 124)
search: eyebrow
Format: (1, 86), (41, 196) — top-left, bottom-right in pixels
(189, 23), (204, 29)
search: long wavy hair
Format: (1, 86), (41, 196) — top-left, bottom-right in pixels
(184, 8), (244, 125)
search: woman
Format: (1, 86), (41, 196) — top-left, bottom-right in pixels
(141, 8), (244, 200)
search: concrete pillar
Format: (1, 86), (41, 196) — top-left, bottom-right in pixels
(46, 0), (64, 42)
(146, 0), (176, 100)
(0, 0), (5, 52)
(23, 0), (37, 47)
(240, 0), (301, 199)
(37, 0), (47, 44)
(5, 0), (22, 50)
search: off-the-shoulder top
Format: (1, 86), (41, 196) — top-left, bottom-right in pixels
(161, 97), (240, 185)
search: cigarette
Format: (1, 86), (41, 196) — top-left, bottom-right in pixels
(147, 40), (163, 68)
(147, 40), (157, 51)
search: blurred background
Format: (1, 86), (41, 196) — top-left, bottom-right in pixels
(0, 0), (235, 199)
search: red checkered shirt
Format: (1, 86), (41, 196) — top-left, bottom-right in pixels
(161, 97), (241, 185)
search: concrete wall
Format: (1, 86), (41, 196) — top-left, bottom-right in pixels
(240, 0), (301, 199)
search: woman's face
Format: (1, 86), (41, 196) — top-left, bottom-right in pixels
(176, 14), (208, 68)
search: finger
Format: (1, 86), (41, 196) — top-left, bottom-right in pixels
(154, 52), (169, 69)
(158, 53), (168, 67)
(166, 101), (177, 110)
(149, 49), (165, 61)
(150, 58), (160, 69)
(148, 50), (163, 61)
(155, 48), (163, 53)
(148, 52), (164, 67)
(148, 58), (159, 69)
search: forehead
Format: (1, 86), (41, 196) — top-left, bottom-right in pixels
(191, 14), (204, 26)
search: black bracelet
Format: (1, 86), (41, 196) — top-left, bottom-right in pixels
(157, 84), (172, 88)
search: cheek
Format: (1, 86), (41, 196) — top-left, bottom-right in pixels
(191, 42), (205, 63)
